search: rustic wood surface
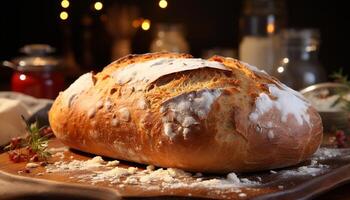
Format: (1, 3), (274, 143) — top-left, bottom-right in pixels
(1, 138), (350, 200)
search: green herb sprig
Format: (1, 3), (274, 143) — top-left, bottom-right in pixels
(330, 69), (350, 112)
(4, 116), (53, 163)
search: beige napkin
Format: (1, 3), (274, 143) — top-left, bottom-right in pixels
(0, 92), (52, 146)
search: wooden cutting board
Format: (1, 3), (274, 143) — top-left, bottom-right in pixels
(1, 138), (350, 200)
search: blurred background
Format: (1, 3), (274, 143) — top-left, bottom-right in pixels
(0, 0), (347, 99)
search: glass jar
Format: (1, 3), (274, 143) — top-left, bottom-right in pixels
(150, 24), (189, 53)
(273, 29), (326, 90)
(239, 0), (286, 73)
(10, 44), (64, 99)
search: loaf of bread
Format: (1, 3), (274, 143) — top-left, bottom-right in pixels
(49, 52), (323, 173)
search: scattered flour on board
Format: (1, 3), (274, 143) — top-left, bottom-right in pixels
(312, 148), (343, 160)
(43, 148), (347, 193)
(46, 156), (115, 172)
(281, 165), (328, 177)
(278, 147), (346, 177)
(45, 156), (259, 190)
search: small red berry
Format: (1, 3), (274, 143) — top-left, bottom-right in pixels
(10, 137), (22, 149)
(335, 130), (347, 148)
(8, 151), (20, 163)
(27, 148), (34, 156)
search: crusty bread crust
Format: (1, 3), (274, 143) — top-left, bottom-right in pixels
(49, 52), (323, 173)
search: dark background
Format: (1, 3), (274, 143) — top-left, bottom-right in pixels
(0, 0), (347, 88)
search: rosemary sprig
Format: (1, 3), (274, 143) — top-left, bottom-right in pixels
(330, 69), (350, 112)
(331, 69), (349, 85)
(4, 116), (52, 162)
(26, 119), (52, 160)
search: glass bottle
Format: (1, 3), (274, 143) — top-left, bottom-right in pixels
(273, 29), (326, 90)
(150, 24), (189, 53)
(239, 0), (286, 73)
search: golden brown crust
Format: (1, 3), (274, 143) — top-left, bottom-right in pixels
(49, 52), (323, 173)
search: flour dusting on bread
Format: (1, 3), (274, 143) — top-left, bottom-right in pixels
(112, 58), (230, 88)
(61, 72), (94, 108)
(161, 89), (221, 139)
(118, 107), (131, 122)
(250, 84), (310, 126)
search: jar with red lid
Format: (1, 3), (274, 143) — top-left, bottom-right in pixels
(6, 44), (64, 99)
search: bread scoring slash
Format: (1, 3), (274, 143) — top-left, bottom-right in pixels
(49, 52), (323, 173)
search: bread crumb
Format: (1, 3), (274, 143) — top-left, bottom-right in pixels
(146, 165), (155, 171)
(48, 147), (69, 153)
(106, 160), (120, 167)
(238, 193), (247, 198)
(127, 167), (138, 174)
(227, 172), (241, 184)
(26, 163), (39, 168)
(53, 152), (65, 159)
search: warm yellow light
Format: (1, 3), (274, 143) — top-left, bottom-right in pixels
(267, 23), (275, 34)
(94, 2), (103, 11)
(141, 19), (151, 31)
(283, 57), (289, 64)
(60, 11), (68, 20)
(159, 0), (168, 9)
(277, 66), (284, 73)
(61, 0), (69, 8)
